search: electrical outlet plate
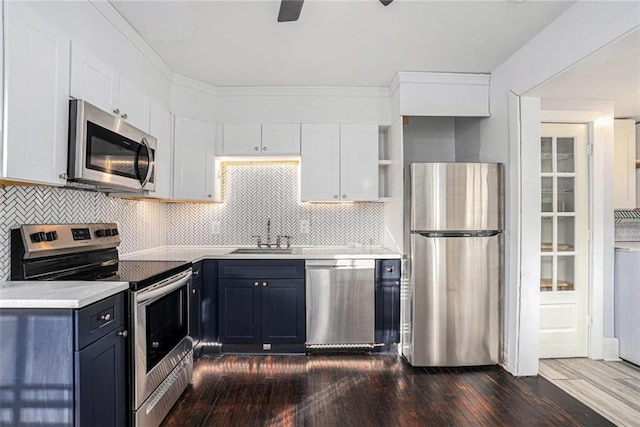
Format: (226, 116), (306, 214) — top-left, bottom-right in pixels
(211, 221), (221, 235)
(300, 220), (310, 234)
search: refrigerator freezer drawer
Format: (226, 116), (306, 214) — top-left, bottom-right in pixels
(407, 233), (502, 366)
(409, 163), (503, 232)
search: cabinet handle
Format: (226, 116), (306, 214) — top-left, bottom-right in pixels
(207, 194), (212, 198)
(113, 108), (120, 115)
(254, 146), (259, 151)
(263, 146), (268, 151)
(254, 281), (259, 287)
(334, 195), (338, 199)
(395, 281), (400, 286)
(342, 194), (347, 199)
(121, 113), (128, 119)
(192, 288), (196, 294)
(386, 267), (394, 273)
(262, 282), (268, 287)
(118, 330), (128, 337)
(100, 313), (111, 322)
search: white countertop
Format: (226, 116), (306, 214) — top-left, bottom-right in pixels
(0, 280), (130, 309)
(614, 242), (640, 252)
(120, 245), (402, 262)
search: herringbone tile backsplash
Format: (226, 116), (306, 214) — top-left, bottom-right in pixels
(1, 162), (384, 279)
(0, 186), (167, 280)
(167, 162), (384, 246)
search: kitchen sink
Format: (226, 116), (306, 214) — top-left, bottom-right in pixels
(231, 248), (294, 255)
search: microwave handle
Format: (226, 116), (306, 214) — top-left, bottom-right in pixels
(139, 137), (154, 188)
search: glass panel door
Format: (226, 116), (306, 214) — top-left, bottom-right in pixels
(540, 134), (577, 292)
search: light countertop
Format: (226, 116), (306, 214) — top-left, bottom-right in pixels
(614, 242), (640, 252)
(0, 280), (130, 309)
(120, 245), (402, 262)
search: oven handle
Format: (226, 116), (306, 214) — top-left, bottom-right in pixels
(136, 270), (191, 304)
(140, 137), (154, 189)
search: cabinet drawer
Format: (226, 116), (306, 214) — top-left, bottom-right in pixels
(218, 260), (305, 279)
(75, 292), (125, 350)
(192, 261), (202, 282)
(376, 259), (401, 280)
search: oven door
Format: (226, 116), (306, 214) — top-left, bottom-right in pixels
(132, 270), (192, 408)
(70, 100), (156, 191)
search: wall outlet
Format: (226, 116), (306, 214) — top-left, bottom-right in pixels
(300, 220), (310, 234)
(211, 221), (221, 235)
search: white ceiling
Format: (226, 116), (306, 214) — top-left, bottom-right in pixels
(527, 29), (640, 120)
(110, 0), (574, 87)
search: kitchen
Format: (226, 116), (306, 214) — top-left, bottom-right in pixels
(1, 1), (639, 426)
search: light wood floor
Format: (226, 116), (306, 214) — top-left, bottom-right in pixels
(539, 358), (640, 427)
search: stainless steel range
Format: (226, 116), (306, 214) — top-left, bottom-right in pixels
(11, 223), (193, 426)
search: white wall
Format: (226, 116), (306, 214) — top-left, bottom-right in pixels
(454, 118), (482, 162)
(25, 1), (172, 108)
(481, 1), (640, 375)
(403, 117), (456, 165)
(172, 75), (391, 125)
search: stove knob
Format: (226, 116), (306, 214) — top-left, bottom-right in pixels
(96, 229), (107, 238)
(111, 228), (119, 236)
(105, 229), (114, 237)
(45, 231), (58, 242)
(30, 232), (46, 243)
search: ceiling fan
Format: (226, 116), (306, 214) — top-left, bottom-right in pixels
(278, 0), (394, 23)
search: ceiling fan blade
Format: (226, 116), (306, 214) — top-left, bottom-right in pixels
(379, 0), (394, 6)
(278, 0), (304, 22)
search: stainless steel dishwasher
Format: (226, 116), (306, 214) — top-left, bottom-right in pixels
(305, 259), (375, 348)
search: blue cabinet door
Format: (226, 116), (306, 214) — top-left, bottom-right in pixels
(218, 279), (261, 344)
(75, 327), (127, 427)
(261, 279), (305, 344)
(375, 280), (401, 344)
(202, 260), (218, 343)
(190, 278), (202, 344)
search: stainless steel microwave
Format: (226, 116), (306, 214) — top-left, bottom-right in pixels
(67, 99), (156, 192)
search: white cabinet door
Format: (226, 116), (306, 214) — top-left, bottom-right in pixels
(262, 124), (301, 155)
(222, 124), (261, 155)
(339, 124), (378, 201)
(148, 102), (173, 199)
(3, 2), (70, 186)
(173, 116), (217, 201)
(613, 119), (636, 209)
(118, 78), (150, 132)
(301, 124), (341, 201)
(70, 42), (118, 115)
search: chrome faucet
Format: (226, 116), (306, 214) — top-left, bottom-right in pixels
(252, 219), (292, 249)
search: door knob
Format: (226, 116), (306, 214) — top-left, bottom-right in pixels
(113, 108), (120, 114)
(121, 113), (128, 119)
(262, 282), (268, 287)
(100, 313), (111, 321)
(254, 282), (259, 287)
(118, 330), (128, 337)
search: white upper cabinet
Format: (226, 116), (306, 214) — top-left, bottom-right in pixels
(70, 43), (151, 132)
(301, 124), (341, 201)
(301, 124), (378, 202)
(261, 124), (301, 155)
(118, 79), (151, 132)
(222, 124), (261, 155)
(148, 101), (173, 200)
(613, 119), (636, 209)
(222, 123), (301, 156)
(173, 116), (219, 202)
(339, 124), (379, 201)
(2, 2), (70, 186)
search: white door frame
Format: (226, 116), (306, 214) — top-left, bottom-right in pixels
(508, 97), (616, 375)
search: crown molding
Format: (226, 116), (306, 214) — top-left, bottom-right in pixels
(172, 74), (390, 98)
(90, 0), (174, 82)
(389, 71), (491, 94)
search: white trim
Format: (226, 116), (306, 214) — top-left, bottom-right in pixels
(89, 0), (173, 82)
(391, 71), (490, 92)
(541, 110), (601, 123)
(602, 338), (620, 361)
(172, 74), (390, 99)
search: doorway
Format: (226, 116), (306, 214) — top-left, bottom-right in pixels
(538, 123), (590, 358)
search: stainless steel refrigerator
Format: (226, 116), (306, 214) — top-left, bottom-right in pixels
(402, 163), (503, 367)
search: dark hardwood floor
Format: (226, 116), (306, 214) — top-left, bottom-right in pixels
(161, 354), (613, 426)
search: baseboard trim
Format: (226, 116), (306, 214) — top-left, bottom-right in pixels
(602, 338), (620, 361)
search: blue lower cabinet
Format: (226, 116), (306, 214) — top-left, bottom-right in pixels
(75, 327), (127, 427)
(375, 259), (401, 344)
(218, 277), (305, 346)
(261, 279), (305, 344)
(218, 279), (262, 344)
